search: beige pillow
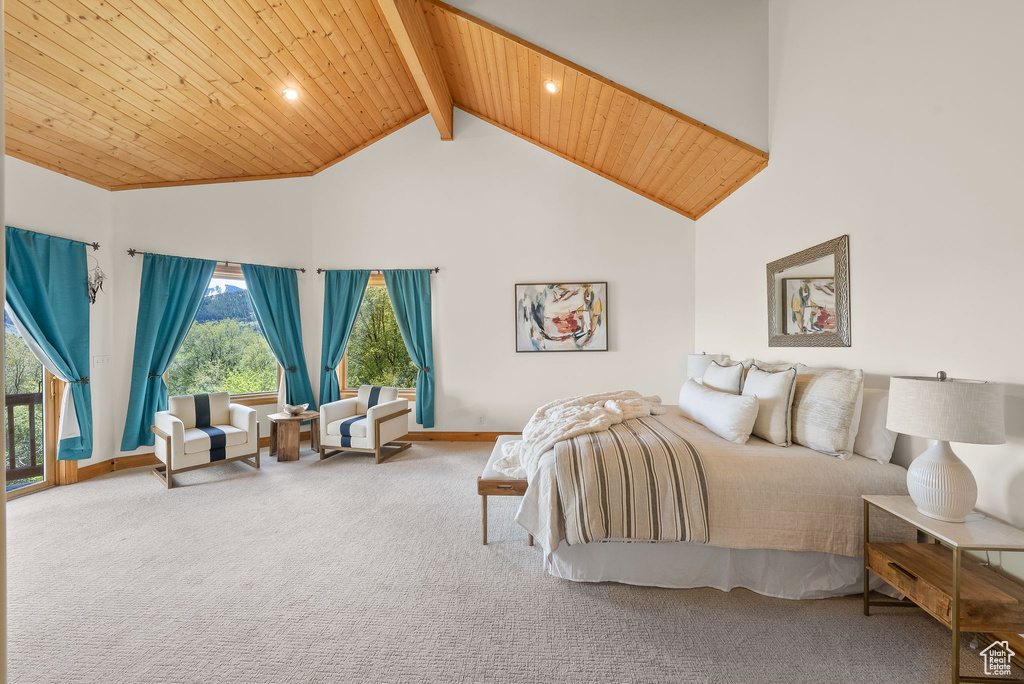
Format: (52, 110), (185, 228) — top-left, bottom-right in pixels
(753, 359), (797, 372)
(702, 361), (744, 394)
(792, 364), (865, 459)
(741, 365), (797, 446)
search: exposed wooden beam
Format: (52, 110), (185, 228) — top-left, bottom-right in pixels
(376, 0), (454, 140)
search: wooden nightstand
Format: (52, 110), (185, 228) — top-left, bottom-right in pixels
(863, 494), (1024, 684)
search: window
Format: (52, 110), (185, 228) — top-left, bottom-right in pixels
(166, 265), (279, 400)
(4, 309), (46, 494)
(341, 275), (417, 394)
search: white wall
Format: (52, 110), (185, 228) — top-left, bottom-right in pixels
(111, 178), (315, 456)
(444, 0), (769, 150)
(4, 158), (117, 464)
(695, 0), (1024, 573)
(310, 111), (694, 431)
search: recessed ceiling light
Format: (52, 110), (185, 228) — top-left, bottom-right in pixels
(543, 80), (559, 94)
(282, 88), (299, 101)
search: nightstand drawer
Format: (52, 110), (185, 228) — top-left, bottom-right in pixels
(867, 544), (950, 624)
(867, 542), (1024, 632)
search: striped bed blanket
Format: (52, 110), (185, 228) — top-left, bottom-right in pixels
(553, 415), (710, 546)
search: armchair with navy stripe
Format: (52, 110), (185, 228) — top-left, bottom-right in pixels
(319, 385), (412, 464)
(150, 392), (260, 488)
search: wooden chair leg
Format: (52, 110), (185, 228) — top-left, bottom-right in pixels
(482, 495), (488, 545)
(165, 464), (174, 489)
(528, 534), (534, 547)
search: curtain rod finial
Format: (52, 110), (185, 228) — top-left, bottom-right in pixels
(89, 242), (100, 251)
(127, 248), (137, 257)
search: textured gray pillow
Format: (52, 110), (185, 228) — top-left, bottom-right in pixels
(742, 365), (797, 446)
(792, 364), (865, 459)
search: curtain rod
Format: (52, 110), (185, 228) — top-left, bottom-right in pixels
(7, 225), (100, 251)
(315, 267), (440, 275)
(126, 248), (306, 274)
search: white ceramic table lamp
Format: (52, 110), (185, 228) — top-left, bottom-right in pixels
(886, 372), (1005, 522)
(687, 353), (723, 381)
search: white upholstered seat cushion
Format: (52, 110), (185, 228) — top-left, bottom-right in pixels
(326, 415), (368, 438)
(482, 434), (523, 481)
(183, 425), (249, 454)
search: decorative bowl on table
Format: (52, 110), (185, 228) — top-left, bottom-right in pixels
(283, 403), (309, 416)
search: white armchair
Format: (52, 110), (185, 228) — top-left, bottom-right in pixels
(151, 392), (260, 488)
(319, 385), (411, 463)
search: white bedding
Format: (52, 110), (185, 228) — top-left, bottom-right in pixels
(495, 390), (665, 479)
(516, 408), (912, 560)
(546, 541), (900, 599)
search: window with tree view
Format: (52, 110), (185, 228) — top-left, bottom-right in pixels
(4, 310), (45, 491)
(345, 285), (417, 390)
(166, 272), (279, 397)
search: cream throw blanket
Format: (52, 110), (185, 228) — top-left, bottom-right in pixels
(495, 390), (666, 479)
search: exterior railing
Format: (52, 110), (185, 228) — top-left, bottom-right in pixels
(5, 392), (44, 481)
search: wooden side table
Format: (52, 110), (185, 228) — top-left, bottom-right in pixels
(864, 494), (1024, 684)
(268, 410), (320, 462)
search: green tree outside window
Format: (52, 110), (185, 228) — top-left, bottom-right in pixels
(346, 287), (418, 390)
(167, 280), (278, 396)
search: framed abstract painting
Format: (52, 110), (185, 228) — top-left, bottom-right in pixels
(515, 282), (608, 352)
(782, 277), (837, 335)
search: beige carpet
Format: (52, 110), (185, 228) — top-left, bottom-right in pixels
(5, 442), (1015, 683)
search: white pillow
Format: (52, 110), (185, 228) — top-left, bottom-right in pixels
(854, 388), (898, 464)
(717, 358), (754, 391)
(792, 364), (865, 459)
(678, 379), (758, 444)
(741, 365), (797, 446)
(702, 361), (744, 394)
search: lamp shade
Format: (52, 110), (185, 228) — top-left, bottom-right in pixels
(687, 353), (723, 380)
(886, 375), (1005, 444)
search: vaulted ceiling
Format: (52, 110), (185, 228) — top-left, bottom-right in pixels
(3, 0), (768, 218)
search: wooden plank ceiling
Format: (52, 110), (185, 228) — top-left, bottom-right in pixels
(3, 0), (767, 218)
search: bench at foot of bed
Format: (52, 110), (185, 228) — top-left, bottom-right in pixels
(478, 435), (533, 547)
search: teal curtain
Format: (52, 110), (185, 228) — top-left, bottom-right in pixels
(5, 226), (93, 460)
(382, 270), (435, 428)
(241, 264), (316, 409)
(319, 270), (370, 406)
(120, 254), (215, 451)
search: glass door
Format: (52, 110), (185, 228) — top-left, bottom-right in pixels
(4, 310), (56, 498)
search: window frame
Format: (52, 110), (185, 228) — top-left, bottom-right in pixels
(337, 273), (416, 401)
(5, 369), (59, 501)
(164, 263), (281, 406)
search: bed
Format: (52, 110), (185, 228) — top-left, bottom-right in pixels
(512, 409), (914, 599)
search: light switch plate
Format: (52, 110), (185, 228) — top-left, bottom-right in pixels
(93, 355), (111, 367)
